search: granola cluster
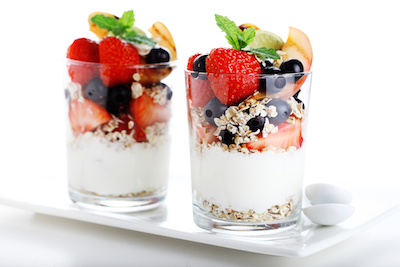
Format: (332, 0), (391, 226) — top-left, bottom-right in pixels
(190, 91), (305, 154)
(202, 197), (294, 222)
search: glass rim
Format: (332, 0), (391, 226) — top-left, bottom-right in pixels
(66, 58), (179, 69)
(184, 69), (312, 77)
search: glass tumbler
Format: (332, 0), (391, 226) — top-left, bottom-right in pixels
(64, 59), (177, 212)
(185, 70), (312, 234)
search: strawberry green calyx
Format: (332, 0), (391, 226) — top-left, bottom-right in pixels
(215, 14), (280, 60)
(91, 10), (156, 46)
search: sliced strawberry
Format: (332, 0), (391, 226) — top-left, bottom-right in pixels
(195, 124), (218, 144)
(99, 36), (141, 87)
(133, 124), (147, 142)
(129, 94), (171, 128)
(69, 98), (111, 134)
(246, 119), (303, 151)
(66, 38), (100, 85)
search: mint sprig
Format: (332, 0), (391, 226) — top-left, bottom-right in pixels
(215, 14), (279, 60)
(247, 47), (281, 60)
(91, 10), (156, 46)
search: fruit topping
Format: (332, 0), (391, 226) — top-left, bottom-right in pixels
(206, 48), (261, 105)
(99, 36), (141, 87)
(245, 30), (284, 50)
(266, 98), (291, 125)
(69, 98), (111, 134)
(146, 48), (170, 64)
(281, 27), (313, 73)
(204, 97), (228, 126)
(246, 119), (303, 151)
(187, 53), (201, 71)
(106, 84), (132, 115)
(192, 54), (208, 73)
(129, 93), (171, 128)
(280, 58), (304, 82)
(148, 21), (177, 60)
(84, 77), (108, 106)
(66, 38), (100, 85)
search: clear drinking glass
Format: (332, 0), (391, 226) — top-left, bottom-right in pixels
(184, 70), (312, 234)
(64, 59), (177, 212)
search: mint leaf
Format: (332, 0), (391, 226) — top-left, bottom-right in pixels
(247, 47), (281, 60)
(242, 28), (256, 46)
(119, 10), (135, 28)
(215, 14), (242, 50)
(91, 15), (119, 31)
(123, 31), (156, 46)
(215, 14), (257, 50)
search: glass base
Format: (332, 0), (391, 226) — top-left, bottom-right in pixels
(69, 187), (166, 213)
(192, 204), (300, 235)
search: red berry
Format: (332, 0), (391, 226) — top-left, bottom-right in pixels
(69, 98), (111, 134)
(206, 48), (261, 105)
(66, 38), (100, 85)
(187, 53), (201, 71)
(245, 119), (303, 151)
(129, 94), (171, 128)
(188, 76), (215, 108)
(195, 124), (218, 144)
(99, 36), (141, 87)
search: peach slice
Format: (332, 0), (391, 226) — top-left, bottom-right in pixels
(281, 26), (313, 72)
(148, 22), (177, 60)
(267, 27), (313, 100)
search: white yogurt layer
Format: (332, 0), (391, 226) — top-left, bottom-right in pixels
(190, 145), (306, 214)
(67, 133), (171, 196)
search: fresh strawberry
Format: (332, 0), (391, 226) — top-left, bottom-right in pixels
(187, 53), (201, 71)
(206, 48), (261, 106)
(188, 76), (215, 108)
(66, 38), (100, 85)
(129, 94), (171, 128)
(196, 124), (218, 144)
(133, 124), (147, 142)
(99, 36), (141, 87)
(246, 119), (303, 151)
(69, 98), (111, 134)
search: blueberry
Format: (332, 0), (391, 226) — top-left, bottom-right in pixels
(259, 67), (287, 94)
(219, 130), (235, 146)
(84, 77), (109, 106)
(259, 59), (273, 70)
(106, 84), (132, 115)
(156, 82), (173, 101)
(146, 48), (170, 64)
(280, 59), (304, 82)
(204, 97), (228, 126)
(265, 98), (291, 125)
(247, 116), (266, 132)
(192, 54), (208, 80)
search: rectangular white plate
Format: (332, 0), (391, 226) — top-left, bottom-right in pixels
(0, 173), (398, 257)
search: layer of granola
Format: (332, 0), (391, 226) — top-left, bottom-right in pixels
(189, 91), (305, 154)
(200, 197), (294, 223)
(67, 81), (171, 148)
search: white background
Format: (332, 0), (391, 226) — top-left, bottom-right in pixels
(0, 0), (399, 266)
